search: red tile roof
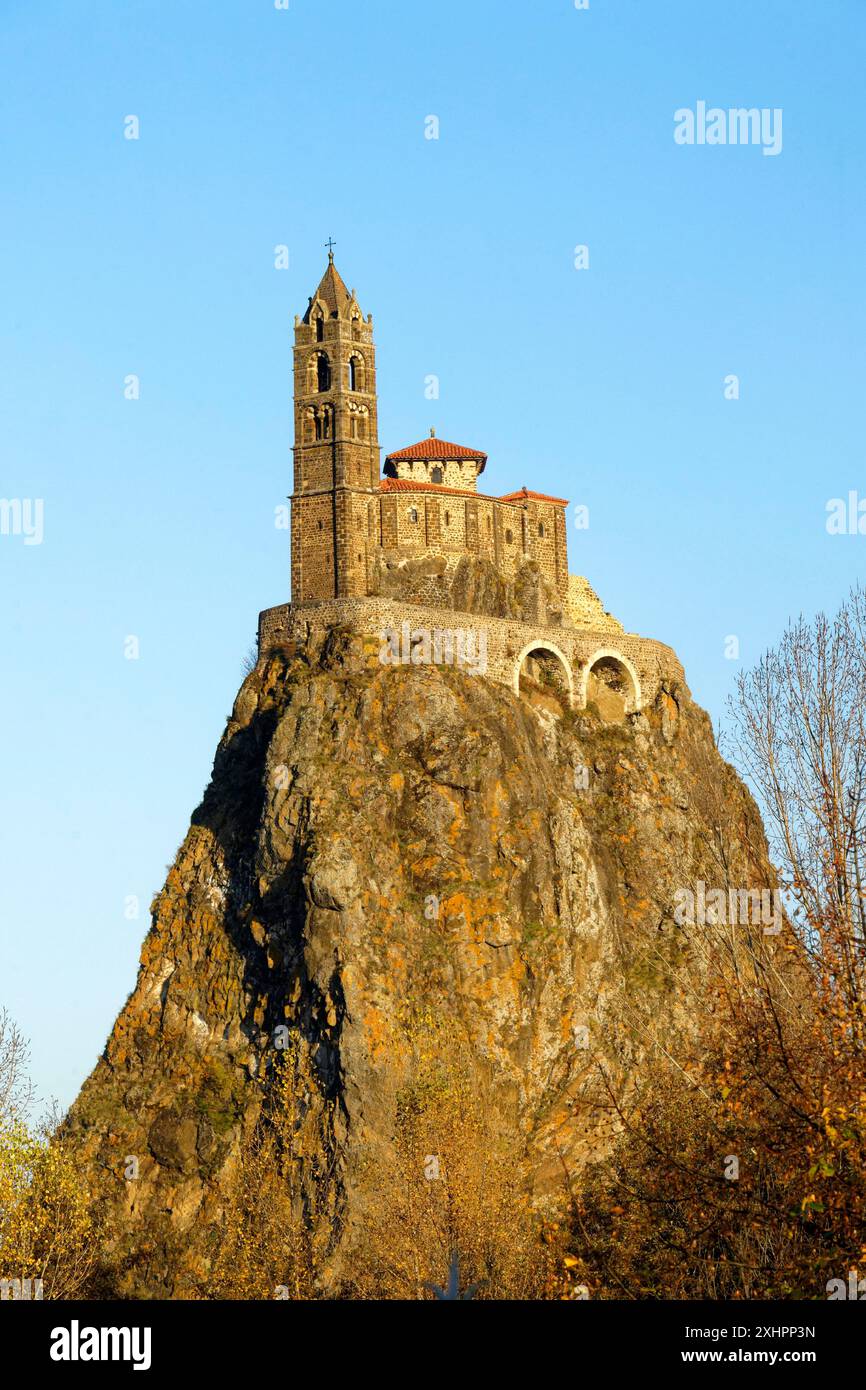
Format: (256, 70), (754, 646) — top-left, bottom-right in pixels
(379, 479), (569, 507)
(380, 478), (478, 498)
(385, 436), (487, 463)
(499, 487), (569, 507)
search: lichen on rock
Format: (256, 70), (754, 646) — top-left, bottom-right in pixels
(66, 625), (777, 1297)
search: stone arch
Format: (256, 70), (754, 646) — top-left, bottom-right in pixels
(309, 297), (328, 341)
(307, 351), (331, 393)
(579, 648), (642, 718)
(347, 352), (365, 391)
(513, 640), (575, 708)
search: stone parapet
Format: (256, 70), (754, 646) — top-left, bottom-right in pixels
(258, 596), (687, 712)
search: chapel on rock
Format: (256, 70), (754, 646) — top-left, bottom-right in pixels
(258, 254), (685, 719)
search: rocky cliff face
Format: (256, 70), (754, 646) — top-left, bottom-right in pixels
(371, 550), (567, 625)
(67, 624), (776, 1297)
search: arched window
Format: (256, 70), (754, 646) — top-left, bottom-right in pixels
(314, 410), (322, 441)
(351, 317), (361, 341)
(444, 511), (451, 527)
(505, 528), (513, 543)
(538, 522), (545, 538)
(431, 466), (443, 484)
(315, 317), (324, 342)
(348, 358), (358, 390)
(409, 507), (419, 524)
(317, 354), (331, 392)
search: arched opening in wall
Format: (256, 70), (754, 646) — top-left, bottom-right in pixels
(505, 528), (513, 544)
(348, 357), (359, 390)
(317, 354), (331, 392)
(431, 465), (443, 484)
(315, 317), (324, 342)
(538, 522), (545, 538)
(516, 644), (573, 716)
(584, 654), (638, 723)
(408, 507), (419, 524)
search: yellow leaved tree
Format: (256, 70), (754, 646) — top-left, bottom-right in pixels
(0, 1010), (95, 1299)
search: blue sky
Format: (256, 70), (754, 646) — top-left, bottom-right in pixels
(2, 0), (865, 1110)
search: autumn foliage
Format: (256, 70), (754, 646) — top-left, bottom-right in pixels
(564, 588), (866, 1299)
(0, 1012), (95, 1299)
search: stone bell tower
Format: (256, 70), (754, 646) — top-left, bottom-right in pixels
(290, 250), (381, 601)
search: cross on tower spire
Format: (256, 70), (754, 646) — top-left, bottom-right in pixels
(325, 236), (337, 262)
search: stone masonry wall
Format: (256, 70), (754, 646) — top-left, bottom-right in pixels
(258, 596), (687, 711)
(378, 491), (567, 599)
(566, 575), (624, 633)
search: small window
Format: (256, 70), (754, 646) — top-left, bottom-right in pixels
(317, 520), (323, 531)
(348, 358), (358, 390)
(444, 511), (450, 526)
(505, 528), (513, 543)
(431, 466), (443, 485)
(487, 516), (492, 533)
(315, 317), (324, 342)
(409, 507), (419, 523)
(317, 355), (331, 392)
(538, 522), (545, 538)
